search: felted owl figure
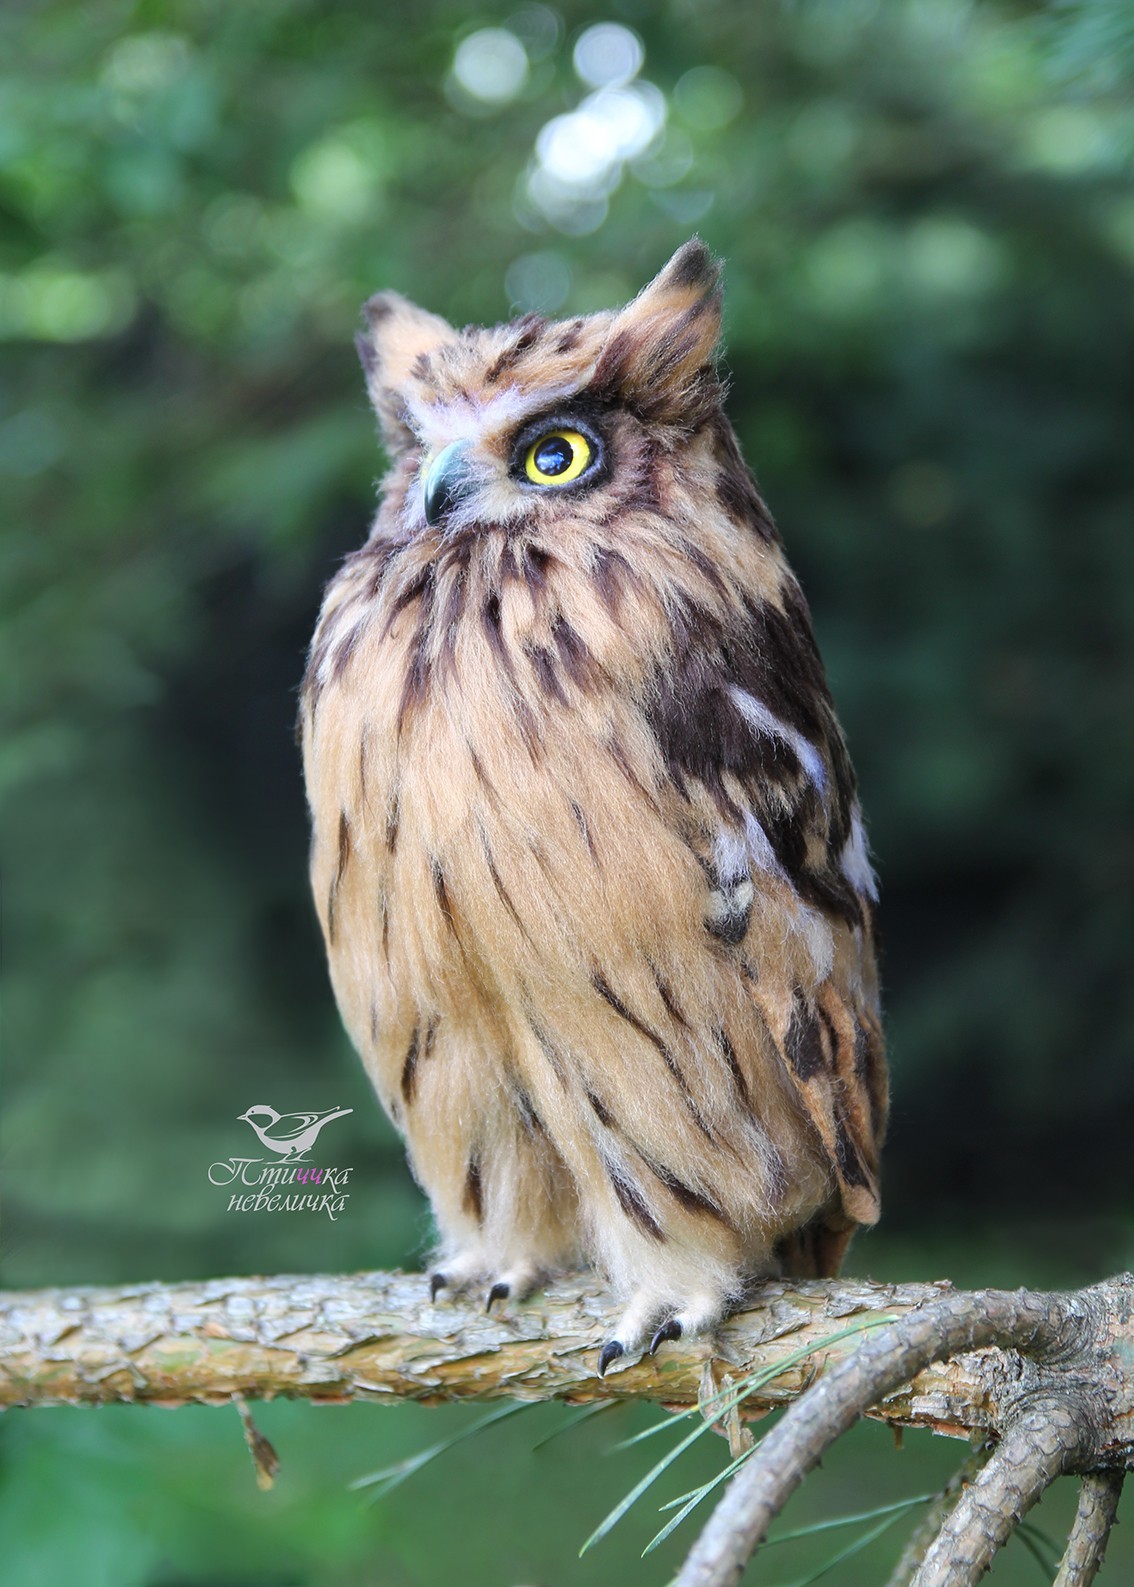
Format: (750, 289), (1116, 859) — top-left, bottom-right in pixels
(302, 240), (887, 1373)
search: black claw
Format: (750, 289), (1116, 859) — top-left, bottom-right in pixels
(649, 1319), (683, 1356)
(485, 1281), (510, 1313)
(429, 1272), (447, 1302)
(597, 1339), (625, 1378)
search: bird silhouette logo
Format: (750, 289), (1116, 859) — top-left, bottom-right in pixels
(236, 1105), (353, 1161)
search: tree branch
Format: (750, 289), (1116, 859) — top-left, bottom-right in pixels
(675, 1276), (1133, 1587)
(0, 1270), (1003, 1418)
(884, 1441), (992, 1587)
(1054, 1470), (1126, 1587)
(912, 1394), (1095, 1587)
(3, 1268), (1131, 1587)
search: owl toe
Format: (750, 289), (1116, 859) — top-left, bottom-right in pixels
(485, 1280), (510, 1312)
(599, 1286), (726, 1373)
(649, 1318), (683, 1356)
(597, 1339), (625, 1377)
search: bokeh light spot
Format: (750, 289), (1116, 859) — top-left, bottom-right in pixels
(573, 22), (643, 89)
(452, 28), (529, 105)
(673, 66), (743, 132)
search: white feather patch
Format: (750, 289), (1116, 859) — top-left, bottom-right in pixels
(840, 806), (878, 902)
(728, 686), (828, 797)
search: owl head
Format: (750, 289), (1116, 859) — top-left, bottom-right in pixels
(354, 240), (761, 546)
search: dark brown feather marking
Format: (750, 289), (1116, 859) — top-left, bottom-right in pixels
(591, 971), (716, 1142)
(712, 415), (776, 540)
(396, 574), (436, 734)
(555, 319), (584, 353)
(527, 1013), (567, 1087)
(586, 1087), (614, 1127)
(571, 800), (596, 858)
(716, 1026), (751, 1108)
(834, 1105), (871, 1189)
(468, 745), (495, 792)
(484, 313), (546, 383)
(481, 833), (529, 938)
(591, 971), (668, 1055)
(605, 735), (659, 812)
(589, 544), (638, 613)
(326, 808), (352, 946)
(463, 1157), (484, 1223)
(358, 726), (369, 802)
(331, 619), (366, 681)
(512, 1083), (546, 1137)
(652, 967), (691, 1030)
(607, 1162), (664, 1240)
(431, 857), (456, 933)
(644, 1158), (732, 1227)
(385, 790), (400, 854)
(785, 993), (826, 1080)
(526, 642), (569, 704)
(551, 614), (603, 694)
(401, 1027), (420, 1104)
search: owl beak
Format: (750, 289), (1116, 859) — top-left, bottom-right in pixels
(423, 439), (475, 527)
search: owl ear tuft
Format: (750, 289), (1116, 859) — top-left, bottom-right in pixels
(591, 239), (723, 425)
(356, 291), (456, 452)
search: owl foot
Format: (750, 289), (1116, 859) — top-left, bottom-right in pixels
(426, 1253), (543, 1312)
(596, 1289), (723, 1376)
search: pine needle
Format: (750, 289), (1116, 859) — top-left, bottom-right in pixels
(770, 1507), (911, 1587)
(763, 1493), (938, 1548)
(1017, 1519), (1064, 1578)
(530, 1400), (618, 1451)
(615, 1313), (898, 1452)
(587, 1314), (899, 1553)
(350, 1401), (529, 1501)
(645, 1448), (754, 1553)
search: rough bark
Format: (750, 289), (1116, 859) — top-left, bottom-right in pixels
(3, 1269), (1132, 1587)
(673, 1275), (1133, 1587)
(1054, 1471), (1126, 1587)
(0, 1270), (995, 1416)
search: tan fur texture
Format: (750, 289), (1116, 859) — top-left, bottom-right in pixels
(302, 241), (888, 1356)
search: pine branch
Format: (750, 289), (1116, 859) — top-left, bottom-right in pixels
(3, 1269), (1131, 1587)
(0, 1270), (1001, 1417)
(674, 1276), (1134, 1587)
(1054, 1470), (1126, 1587)
(884, 1441), (992, 1587)
(911, 1394), (1095, 1587)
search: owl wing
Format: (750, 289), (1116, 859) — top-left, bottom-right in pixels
(645, 577), (887, 1245)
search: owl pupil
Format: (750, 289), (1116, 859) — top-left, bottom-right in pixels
(535, 436), (573, 476)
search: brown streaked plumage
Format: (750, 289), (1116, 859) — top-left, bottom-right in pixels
(301, 240), (887, 1367)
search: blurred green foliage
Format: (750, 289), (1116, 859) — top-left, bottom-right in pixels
(2, 0), (1133, 1581)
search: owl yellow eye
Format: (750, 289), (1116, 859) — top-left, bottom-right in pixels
(524, 429), (592, 486)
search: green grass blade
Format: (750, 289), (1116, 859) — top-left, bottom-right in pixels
(350, 1401), (529, 1500)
